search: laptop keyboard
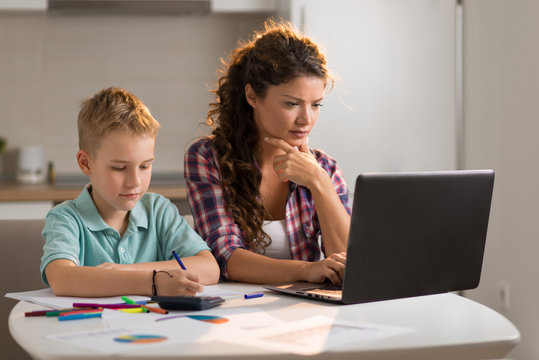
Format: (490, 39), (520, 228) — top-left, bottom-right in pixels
(301, 283), (343, 295)
(319, 283), (343, 291)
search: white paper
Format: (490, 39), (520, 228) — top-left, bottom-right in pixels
(220, 315), (412, 356)
(197, 284), (245, 297)
(83, 307), (283, 354)
(4, 288), (150, 309)
(48, 316), (230, 354)
(154, 307), (284, 331)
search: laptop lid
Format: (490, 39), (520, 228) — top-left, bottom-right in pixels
(341, 169), (494, 304)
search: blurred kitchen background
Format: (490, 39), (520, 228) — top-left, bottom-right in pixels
(1, 1), (538, 359)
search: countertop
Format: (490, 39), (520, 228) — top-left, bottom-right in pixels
(0, 173), (187, 202)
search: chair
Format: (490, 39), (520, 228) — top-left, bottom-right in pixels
(0, 219), (46, 360)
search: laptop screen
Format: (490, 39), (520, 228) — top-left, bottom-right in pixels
(341, 170), (494, 304)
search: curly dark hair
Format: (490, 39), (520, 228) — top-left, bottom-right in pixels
(207, 20), (331, 253)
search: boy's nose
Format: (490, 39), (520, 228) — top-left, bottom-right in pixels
(126, 169), (141, 188)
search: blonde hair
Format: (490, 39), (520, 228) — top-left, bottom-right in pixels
(77, 87), (160, 154)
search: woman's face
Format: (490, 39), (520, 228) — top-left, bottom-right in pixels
(247, 75), (326, 148)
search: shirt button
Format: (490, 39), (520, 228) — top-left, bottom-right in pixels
(120, 247), (125, 253)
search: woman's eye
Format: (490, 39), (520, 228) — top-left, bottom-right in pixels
(286, 102), (299, 107)
(112, 167), (125, 171)
(312, 103), (323, 108)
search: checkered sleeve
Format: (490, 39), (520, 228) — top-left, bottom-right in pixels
(184, 138), (247, 278)
(314, 149), (351, 215)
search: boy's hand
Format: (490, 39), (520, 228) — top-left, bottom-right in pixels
(154, 269), (203, 296)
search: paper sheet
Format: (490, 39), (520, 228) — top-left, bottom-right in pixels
(5, 283), (252, 309)
(103, 306), (283, 330)
(197, 284), (246, 297)
(220, 315), (412, 356)
(4, 288), (150, 309)
(50, 306), (282, 355)
(48, 315), (237, 354)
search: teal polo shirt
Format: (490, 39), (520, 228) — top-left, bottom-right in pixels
(40, 186), (210, 286)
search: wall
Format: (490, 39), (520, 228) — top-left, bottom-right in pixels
(289, 0), (457, 188)
(0, 12), (267, 176)
(461, 0), (539, 359)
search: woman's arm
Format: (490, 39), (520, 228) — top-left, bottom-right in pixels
(227, 248), (346, 284)
(306, 166), (350, 254)
(97, 250), (219, 285)
(266, 137), (351, 255)
(46, 259), (203, 297)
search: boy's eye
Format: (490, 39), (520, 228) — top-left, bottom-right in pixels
(286, 102), (299, 107)
(312, 103), (323, 108)
(112, 167), (125, 171)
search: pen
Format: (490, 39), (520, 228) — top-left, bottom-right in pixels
(244, 292), (264, 299)
(223, 292), (265, 300)
(172, 250), (186, 270)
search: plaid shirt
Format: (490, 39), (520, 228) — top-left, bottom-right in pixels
(184, 138), (350, 278)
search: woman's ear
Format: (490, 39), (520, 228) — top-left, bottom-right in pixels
(77, 150), (92, 176)
(245, 84), (257, 108)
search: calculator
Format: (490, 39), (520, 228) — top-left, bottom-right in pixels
(151, 295), (225, 311)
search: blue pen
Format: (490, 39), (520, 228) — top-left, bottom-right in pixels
(172, 250), (186, 270)
(244, 292), (264, 299)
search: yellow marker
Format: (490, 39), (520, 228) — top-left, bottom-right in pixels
(117, 307), (144, 314)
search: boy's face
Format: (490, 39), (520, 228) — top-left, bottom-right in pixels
(79, 130), (155, 220)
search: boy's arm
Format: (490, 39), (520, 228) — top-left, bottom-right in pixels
(46, 259), (203, 297)
(96, 250), (220, 285)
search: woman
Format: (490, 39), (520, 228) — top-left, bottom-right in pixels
(185, 20), (351, 284)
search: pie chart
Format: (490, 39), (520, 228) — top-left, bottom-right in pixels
(114, 334), (168, 344)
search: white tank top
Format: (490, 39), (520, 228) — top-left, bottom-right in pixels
(262, 219), (292, 260)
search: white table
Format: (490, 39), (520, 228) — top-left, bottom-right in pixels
(9, 282), (519, 360)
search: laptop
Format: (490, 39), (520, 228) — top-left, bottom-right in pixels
(264, 169), (495, 304)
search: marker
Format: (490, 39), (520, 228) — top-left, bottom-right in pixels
(46, 308), (95, 317)
(25, 307), (92, 317)
(117, 307), (144, 314)
(122, 296), (168, 314)
(72, 303), (142, 309)
(172, 250), (187, 270)
(58, 309), (103, 316)
(122, 296), (148, 313)
(25, 309), (59, 317)
(58, 312), (102, 321)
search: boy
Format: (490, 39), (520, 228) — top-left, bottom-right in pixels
(41, 87), (219, 297)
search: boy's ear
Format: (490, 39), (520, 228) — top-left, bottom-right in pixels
(245, 84), (257, 109)
(76, 150), (92, 176)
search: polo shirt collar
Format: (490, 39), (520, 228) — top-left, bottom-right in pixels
(129, 198), (148, 230)
(73, 185), (149, 232)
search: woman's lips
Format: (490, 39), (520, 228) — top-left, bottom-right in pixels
(290, 130), (308, 138)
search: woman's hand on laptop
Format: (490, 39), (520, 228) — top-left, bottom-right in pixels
(302, 252), (347, 284)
